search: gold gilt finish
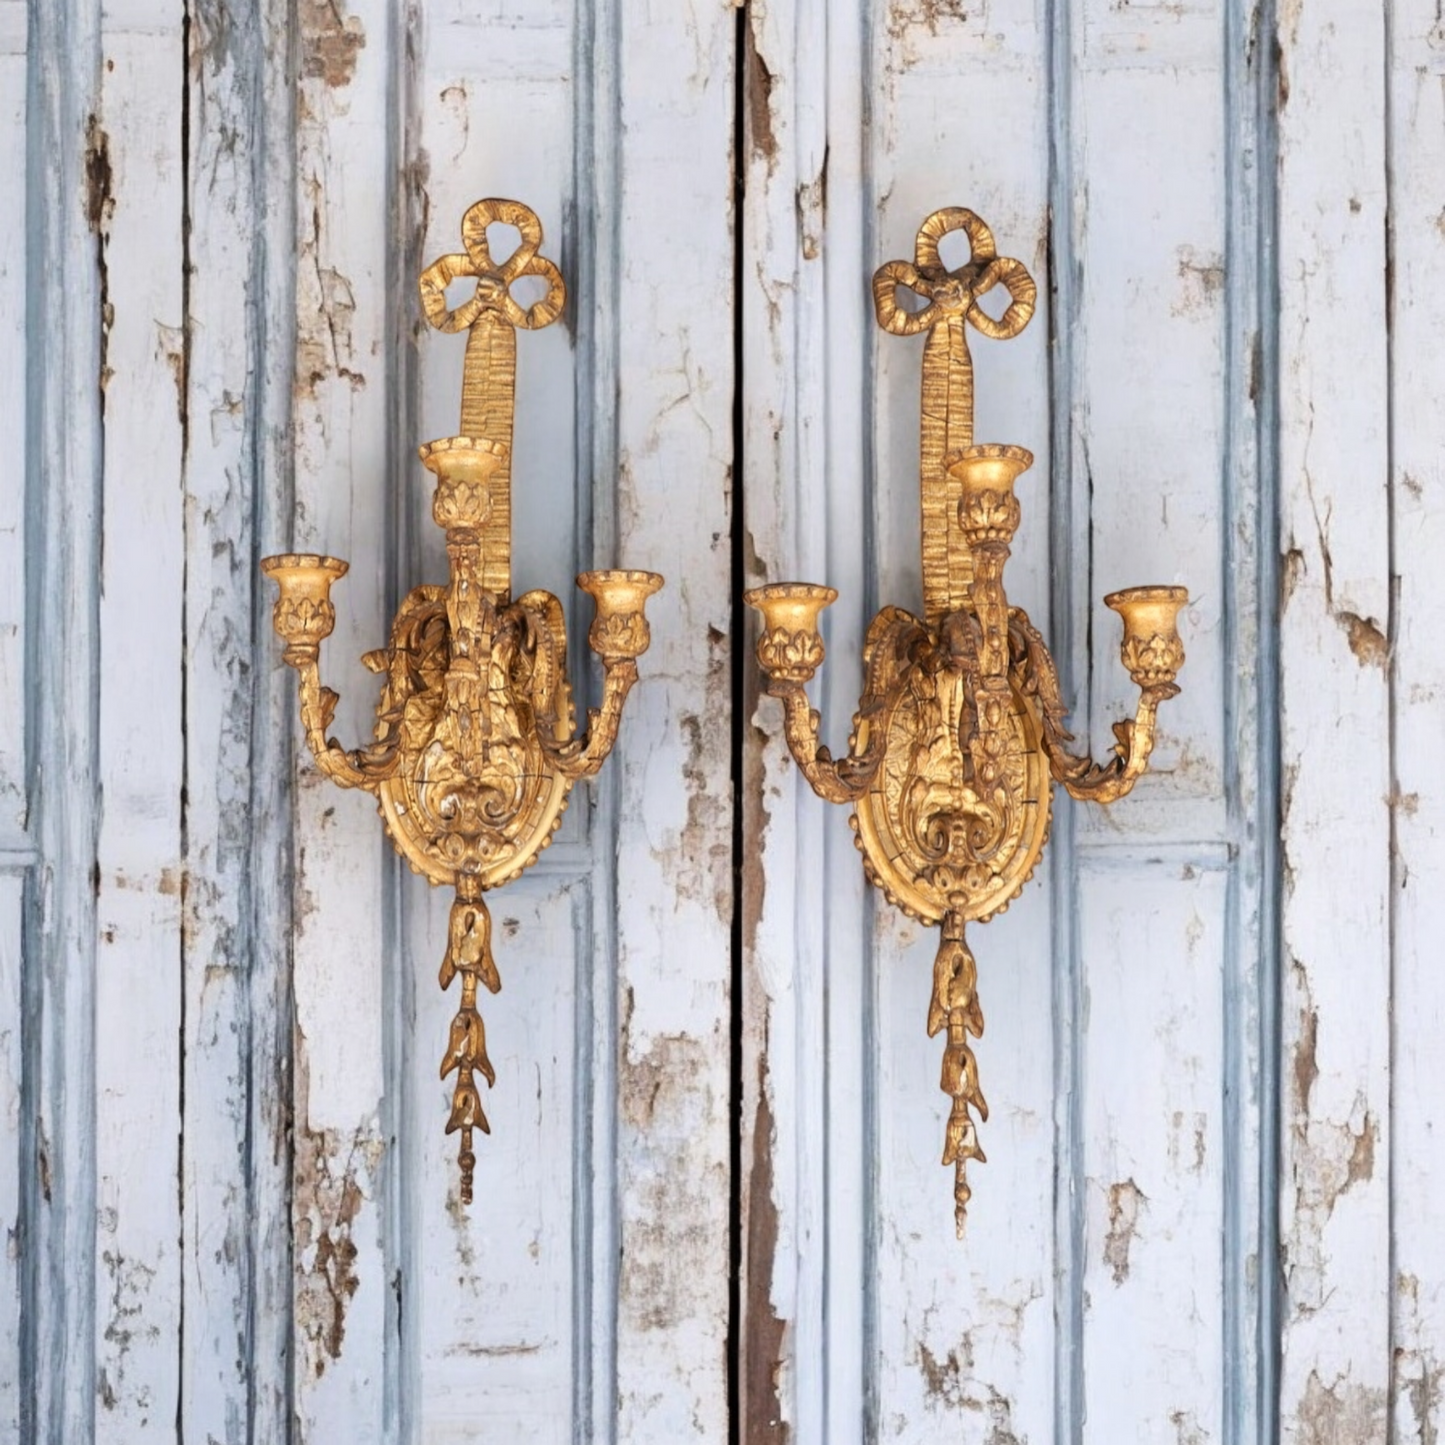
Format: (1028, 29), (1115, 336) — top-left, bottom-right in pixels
(746, 208), (1188, 1237)
(262, 199), (662, 1204)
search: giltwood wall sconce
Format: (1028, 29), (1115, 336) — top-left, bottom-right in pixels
(262, 198), (662, 1202)
(745, 207), (1188, 1236)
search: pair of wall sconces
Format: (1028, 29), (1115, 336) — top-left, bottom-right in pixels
(262, 198), (1186, 1235)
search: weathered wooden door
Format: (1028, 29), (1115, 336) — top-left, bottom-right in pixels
(2, 1), (1440, 1442)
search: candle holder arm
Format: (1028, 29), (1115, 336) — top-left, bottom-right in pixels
(510, 588), (647, 782)
(763, 605), (922, 805)
(288, 657), (384, 790)
(262, 556), (440, 791)
(765, 681), (883, 804)
(1008, 605), (1181, 805)
(543, 657), (642, 781)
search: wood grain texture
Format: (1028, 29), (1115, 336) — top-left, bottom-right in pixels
(6, 1), (1445, 1440)
(0, 0), (26, 844)
(92, 11), (185, 1437)
(289, 1), (391, 1434)
(181, 1), (298, 1438)
(738, 1), (845, 1439)
(1388, 3), (1445, 1441)
(0, 880), (22, 1445)
(20, 2), (104, 1440)
(1276, 2), (1393, 1439)
(0, 7), (28, 1432)
(609, 0), (734, 1435)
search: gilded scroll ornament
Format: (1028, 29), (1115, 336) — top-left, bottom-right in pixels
(746, 208), (1188, 1237)
(263, 199), (662, 1203)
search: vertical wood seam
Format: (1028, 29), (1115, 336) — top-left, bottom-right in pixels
(1253, 1), (1285, 1440)
(1220, 1), (1284, 1442)
(1045, 0), (1085, 1438)
(1382, 0), (1399, 1434)
(242, 0), (300, 1433)
(381, 6), (420, 1441)
(573, 0), (623, 1434)
(20, 0), (104, 1437)
(858, 2), (882, 1439)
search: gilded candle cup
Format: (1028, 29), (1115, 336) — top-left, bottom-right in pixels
(418, 435), (508, 531)
(577, 569), (665, 660)
(259, 553), (350, 663)
(1105, 584), (1189, 688)
(948, 443), (1032, 546)
(743, 582), (838, 684)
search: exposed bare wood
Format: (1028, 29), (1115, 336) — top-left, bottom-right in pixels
(20, 1), (105, 1439)
(1276, 1), (1393, 1438)
(1387, 4), (1445, 1441)
(288, 0), (394, 1430)
(609, 0), (734, 1434)
(93, 10), (185, 1437)
(181, 0), (297, 1436)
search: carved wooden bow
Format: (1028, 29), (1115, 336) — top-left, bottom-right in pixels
(418, 198), (567, 598)
(873, 208), (1036, 621)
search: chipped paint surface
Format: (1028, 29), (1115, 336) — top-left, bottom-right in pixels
(299, 0), (365, 89)
(1102, 1179), (1145, 1286)
(5, 1), (1445, 1441)
(744, 1057), (788, 1445)
(292, 1103), (382, 1378)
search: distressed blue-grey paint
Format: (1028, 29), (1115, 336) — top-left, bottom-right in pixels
(1221, 1), (1282, 1443)
(20, 0), (103, 1439)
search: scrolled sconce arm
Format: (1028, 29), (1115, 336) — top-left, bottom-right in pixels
(512, 571), (662, 782)
(1009, 589), (1187, 806)
(748, 589), (925, 805)
(767, 681), (886, 805)
(291, 657), (397, 790)
(537, 656), (642, 781)
(1046, 688), (1173, 806)
(261, 552), (408, 791)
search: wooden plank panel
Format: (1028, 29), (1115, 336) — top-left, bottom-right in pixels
(21, 1), (104, 1438)
(1387, 4), (1445, 1439)
(395, 5), (594, 1437)
(92, 14), (185, 1438)
(0, 879), (21, 1445)
(181, 2), (297, 1436)
(0, 0), (26, 840)
(1073, 1), (1224, 850)
(1079, 863), (1227, 1441)
(288, 1), (394, 1434)
(1276, 1), (1392, 1437)
(409, 885), (582, 1442)
(869, 6), (1058, 1441)
(738, 1), (853, 1440)
(0, 11), (26, 1431)
(741, 2), (1059, 1438)
(610, 0), (734, 1435)
(868, 904), (1056, 1444)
